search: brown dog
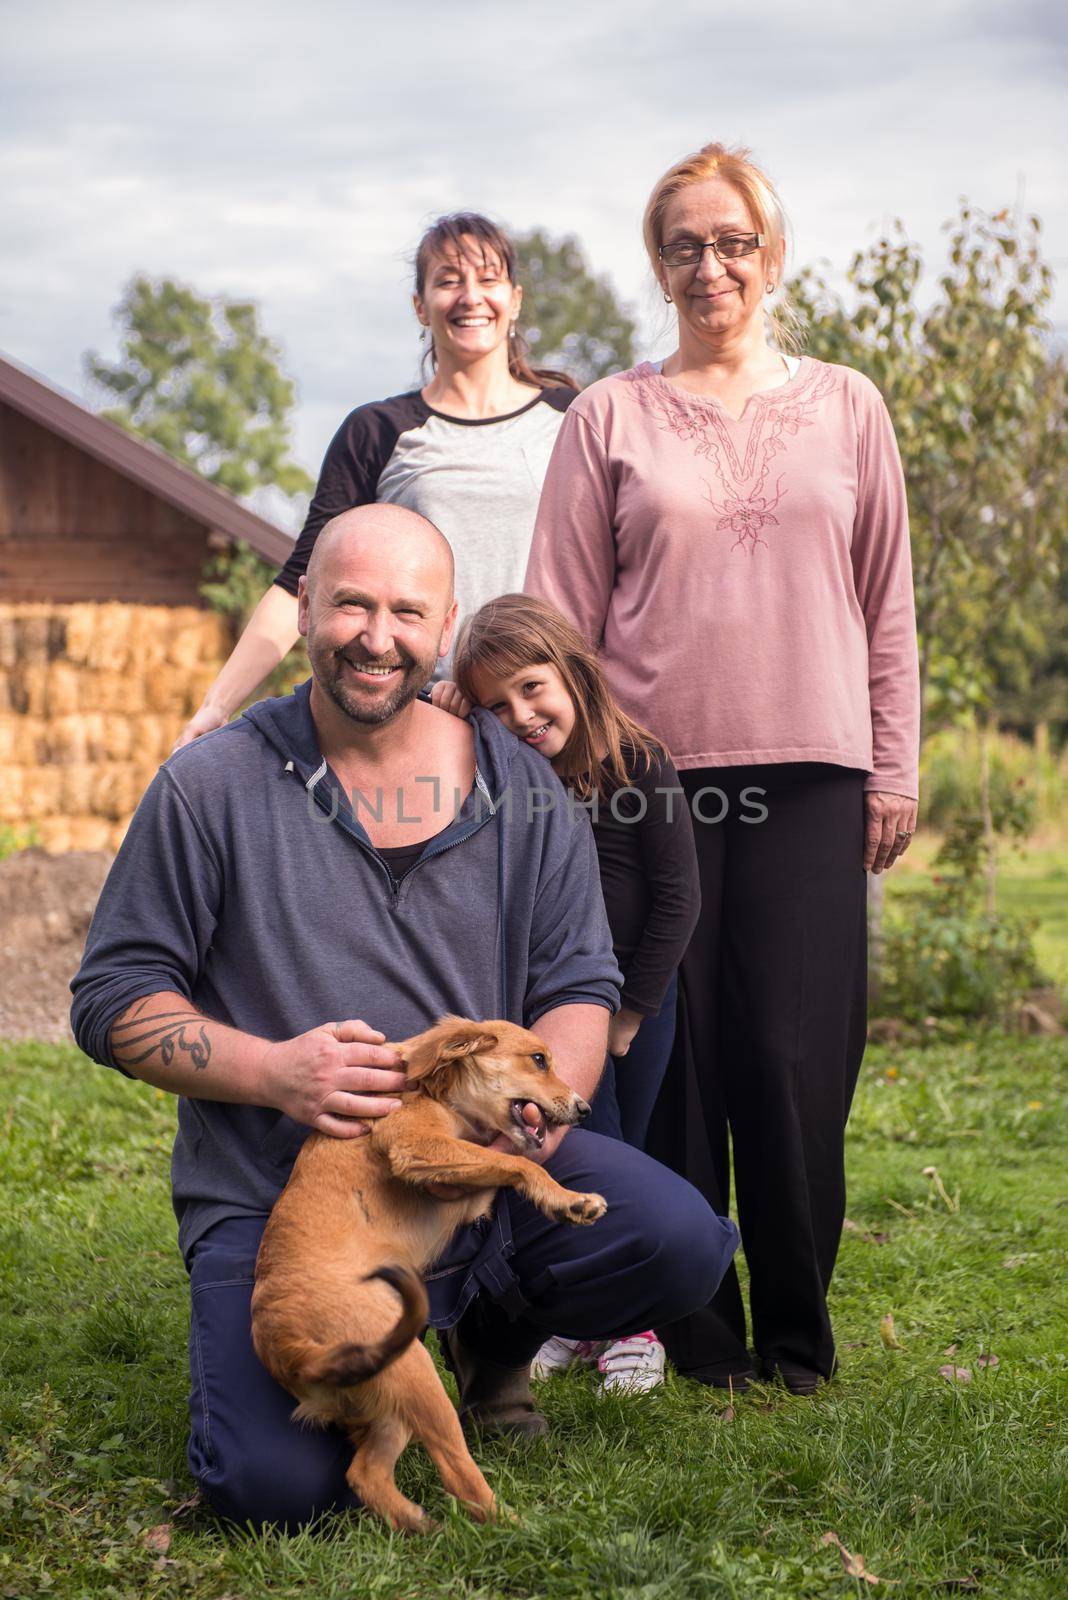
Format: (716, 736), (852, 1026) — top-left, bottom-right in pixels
(251, 1016), (607, 1532)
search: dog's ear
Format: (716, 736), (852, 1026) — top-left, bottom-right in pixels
(437, 1021), (500, 1062)
(403, 1018), (499, 1087)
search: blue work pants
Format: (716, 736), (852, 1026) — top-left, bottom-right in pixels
(583, 973), (678, 1150)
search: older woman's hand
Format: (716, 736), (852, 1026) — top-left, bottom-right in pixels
(864, 792), (918, 873)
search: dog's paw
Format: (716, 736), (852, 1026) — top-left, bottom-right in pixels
(392, 1507), (438, 1536)
(559, 1189), (608, 1225)
(472, 1495), (519, 1526)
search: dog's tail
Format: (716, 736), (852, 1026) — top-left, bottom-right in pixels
(304, 1265), (430, 1388)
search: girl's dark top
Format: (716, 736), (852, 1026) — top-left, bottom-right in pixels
(587, 747), (700, 1017)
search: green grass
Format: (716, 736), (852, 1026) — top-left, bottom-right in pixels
(994, 845), (1068, 992)
(1, 1037), (1066, 1599)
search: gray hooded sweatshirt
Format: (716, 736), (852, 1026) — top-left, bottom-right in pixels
(71, 682), (621, 1260)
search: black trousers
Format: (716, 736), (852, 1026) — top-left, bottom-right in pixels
(647, 763), (868, 1380)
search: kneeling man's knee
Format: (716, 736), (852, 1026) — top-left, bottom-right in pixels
(193, 1443), (354, 1531)
(638, 1176), (739, 1323)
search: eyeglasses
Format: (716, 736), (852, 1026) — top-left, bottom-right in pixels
(658, 233), (766, 268)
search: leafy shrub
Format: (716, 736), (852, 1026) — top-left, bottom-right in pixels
(877, 805), (1045, 1024)
(879, 900), (1042, 1023)
(200, 538), (308, 701)
(0, 824), (39, 862)
(200, 537), (276, 628)
(921, 724), (1065, 835)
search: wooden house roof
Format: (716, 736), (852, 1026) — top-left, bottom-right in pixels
(0, 350), (295, 565)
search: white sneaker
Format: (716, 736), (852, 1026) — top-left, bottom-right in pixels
(597, 1332), (666, 1395)
(531, 1336), (604, 1379)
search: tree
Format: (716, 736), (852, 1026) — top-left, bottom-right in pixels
(792, 204), (1067, 741)
(792, 202), (1068, 913)
(85, 276), (313, 637)
(514, 229), (637, 386)
(85, 275), (313, 503)
(991, 552), (1068, 737)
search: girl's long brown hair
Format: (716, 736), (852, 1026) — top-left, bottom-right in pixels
(453, 593), (664, 799)
(414, 213), (579, 393)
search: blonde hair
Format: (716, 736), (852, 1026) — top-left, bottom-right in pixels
(643, 142), (803, 355)
(453, 593), (664, 800)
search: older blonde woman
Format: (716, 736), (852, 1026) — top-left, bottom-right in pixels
(525, 143), (920, 1393)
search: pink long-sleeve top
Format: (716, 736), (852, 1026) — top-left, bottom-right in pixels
(525, 358), (920, 798)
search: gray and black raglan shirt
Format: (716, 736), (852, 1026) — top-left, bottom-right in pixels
(275, 387), (575, 657)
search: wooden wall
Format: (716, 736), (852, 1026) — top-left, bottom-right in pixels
(0, 403), (214, 604)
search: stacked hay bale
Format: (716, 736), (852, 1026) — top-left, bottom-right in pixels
(0, 602), (233, 852)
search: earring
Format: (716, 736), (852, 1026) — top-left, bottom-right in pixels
(765, 282), (776, 294)
(509, 322), (517, 338)
(663, 292), (672, 304)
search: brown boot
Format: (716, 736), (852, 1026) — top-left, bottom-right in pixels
(440, 1326), (549, 1441)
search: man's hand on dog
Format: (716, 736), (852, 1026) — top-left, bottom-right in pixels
(261, 1018), (571, 1206)
(260, 1019), (406, 1138)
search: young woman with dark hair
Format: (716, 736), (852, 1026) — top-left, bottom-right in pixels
(174, 214), (577, 748)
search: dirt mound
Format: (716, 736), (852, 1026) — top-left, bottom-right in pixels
(0, 848), (113, 1042)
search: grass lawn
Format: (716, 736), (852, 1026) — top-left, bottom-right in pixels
(1, 1035), (1065, 1600)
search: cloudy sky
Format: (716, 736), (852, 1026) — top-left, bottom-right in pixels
(2, 0), (1064, 509)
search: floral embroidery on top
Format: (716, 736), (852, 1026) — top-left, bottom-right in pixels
(700, 476), (786, 553)
(622, 361), (838, 554)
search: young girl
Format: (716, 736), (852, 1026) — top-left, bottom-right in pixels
(437, 592), (700, 1395)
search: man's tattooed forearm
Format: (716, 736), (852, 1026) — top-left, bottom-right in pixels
(112, 1009), (213, 1070)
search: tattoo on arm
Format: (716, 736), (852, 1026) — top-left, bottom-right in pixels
(112, 1000), (213, 1070)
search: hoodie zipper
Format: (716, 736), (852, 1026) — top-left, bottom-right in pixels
(305, 763), (500, 904)
(391, 767), (499, 893)
(290, 730), (508, 1014)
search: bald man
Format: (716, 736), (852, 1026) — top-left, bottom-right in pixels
(300, 504), (457, 733)
(72, 505), (737, 1529)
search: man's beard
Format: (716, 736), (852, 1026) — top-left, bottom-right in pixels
(313, 641), (436, 726)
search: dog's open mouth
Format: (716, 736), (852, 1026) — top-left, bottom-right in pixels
(509, 1100), (547, 1148)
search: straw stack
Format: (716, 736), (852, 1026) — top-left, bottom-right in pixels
(0, 602), (235, 852)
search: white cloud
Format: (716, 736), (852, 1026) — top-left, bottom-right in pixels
(1, 0), (1063, 478)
